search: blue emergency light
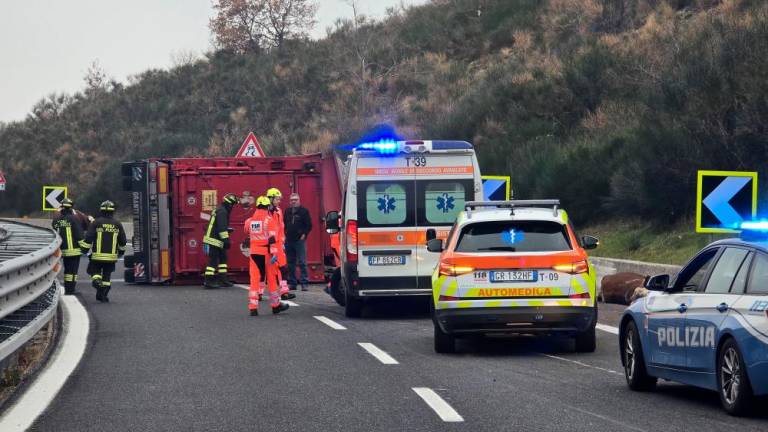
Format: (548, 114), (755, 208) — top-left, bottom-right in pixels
(356, 139), (400, 155)
(739, 220), (768, 241)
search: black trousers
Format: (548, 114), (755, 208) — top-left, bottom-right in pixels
(205, 246), (228, 276)
(62, 256), (81, 293)
(90, 261), (116, 284)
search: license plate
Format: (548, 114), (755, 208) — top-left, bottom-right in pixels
(368, 256), (405, 266)
(489, 270), (538, 283)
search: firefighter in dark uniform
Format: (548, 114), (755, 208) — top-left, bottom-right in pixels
(80, 200), (127, 302)
(52, 198), (86, 295)
(203, 193), (239, 289)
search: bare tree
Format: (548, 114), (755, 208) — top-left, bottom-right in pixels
(263, 0), (318, 48)
(209, 0), (318, 53)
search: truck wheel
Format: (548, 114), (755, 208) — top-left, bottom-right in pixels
(718, 338), (754, 416)
(623, 320), (657, 391)
(123, 254), (134, 268)
(344, 284), (363, 318)
(575, 326), (596, 353)
(434, 323), (456, 354)
(330, 268), (345, 307)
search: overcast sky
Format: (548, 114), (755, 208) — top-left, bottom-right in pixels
(0, 0), (428, 123)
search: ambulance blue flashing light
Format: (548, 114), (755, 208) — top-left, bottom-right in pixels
(356, 139), (399, 155)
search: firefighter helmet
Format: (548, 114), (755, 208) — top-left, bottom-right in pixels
(99, 200), (116, 212)
(266, 188), (282, 198)
(61, 198), (74, 209)
(223, 193), (239, 205)
(256, 196), (271, 207)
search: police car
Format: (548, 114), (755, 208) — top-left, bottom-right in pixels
(428, 200), (600, 353)
(620, 221), (768, 415)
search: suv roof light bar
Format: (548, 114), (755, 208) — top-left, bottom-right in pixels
(464, 200), (561, 218)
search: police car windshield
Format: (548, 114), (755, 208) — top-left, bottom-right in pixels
(454, 220), (571, 253)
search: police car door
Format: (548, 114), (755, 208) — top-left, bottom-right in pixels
(725, 251), (768, 377)
(646, 248), (719, 369)
(355, 154), (418, 290)
(684, 247), (749, 374)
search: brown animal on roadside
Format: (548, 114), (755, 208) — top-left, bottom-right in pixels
(600, 272), (646, 305)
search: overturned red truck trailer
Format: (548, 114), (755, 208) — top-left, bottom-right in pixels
(120, 154), (342, 285)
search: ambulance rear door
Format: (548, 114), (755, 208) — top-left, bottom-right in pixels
(414, 143), (479, 290)
(354, 153), (420, 294)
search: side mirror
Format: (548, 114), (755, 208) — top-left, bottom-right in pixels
(582, 235), (599, 250)
(427, 238), (443, 253)
(644, 274), (670, 291)
(426, 228), (437, 242)
(325, 211), (340, 234)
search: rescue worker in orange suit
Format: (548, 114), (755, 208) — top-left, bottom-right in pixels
(80, 200), (127, 302)
(52, 198), (86, 295)
(244, 196), (289, 316)
(203, 193), (238, 289)
(266, 188), (295, 300)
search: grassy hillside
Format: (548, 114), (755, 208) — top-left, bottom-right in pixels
(583, 218), (730, 265)
(1, 0), (767, 225)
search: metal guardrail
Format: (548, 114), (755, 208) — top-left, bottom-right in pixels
(0, 219), (61, 362)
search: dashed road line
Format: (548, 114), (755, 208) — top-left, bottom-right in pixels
(0, 291), (90, 431)
(597, 323), (619, 335)
(413, 388), (464, 422)
(314, 315), (347, 330)
(541, 354), (622, 375)
(358, 343), (399, 364)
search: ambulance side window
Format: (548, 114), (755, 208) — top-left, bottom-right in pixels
(747, 253), (768, 295)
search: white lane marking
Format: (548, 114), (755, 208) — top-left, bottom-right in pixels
(542, 354), (622, 376)
(314, 315), (347, 330)
(358, 343), (399, 365)
(412, 388), (464, 422)
(597, 323), (619, 335)
(234, 285), (300, 306)
(0, 292), (90, 431)
(562, 401), (649, 432)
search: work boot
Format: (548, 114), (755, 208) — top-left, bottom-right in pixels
(249, 309), (259, 317)
(281, 292), (296, 300)
(218, 274), (234, 288)
(103, 284), (111, 303)
(301, 284), (308, 292)
(203, 275), (221, 289)
(272, 302), (290, 314)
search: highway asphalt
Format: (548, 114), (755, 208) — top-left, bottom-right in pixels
(27, 264), (768, 431)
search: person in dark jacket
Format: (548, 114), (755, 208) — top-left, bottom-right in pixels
(52, 198), (86, 295)
(203, 193), (239, 289)
(284, 193), (312, 291)
(80, 200), (127, 302)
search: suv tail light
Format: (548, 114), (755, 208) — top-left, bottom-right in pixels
(553, 260), (589, 274)
(346, 220), (358, 263)
(439, 262), (474, 276)
(568, 292), (591, 299)
(438, 295), (461, 301)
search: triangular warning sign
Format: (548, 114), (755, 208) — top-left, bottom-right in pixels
(235, 132), (266, 158)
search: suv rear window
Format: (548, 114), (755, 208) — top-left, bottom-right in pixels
(454, 221), (571, 253)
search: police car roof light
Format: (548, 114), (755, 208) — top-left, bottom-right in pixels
(739, 221), (768, 241)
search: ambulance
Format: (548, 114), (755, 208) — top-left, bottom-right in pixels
(325, 140), (482, 317)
